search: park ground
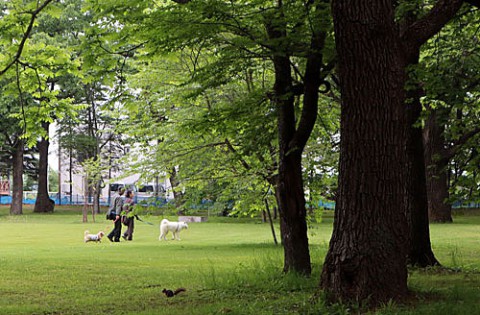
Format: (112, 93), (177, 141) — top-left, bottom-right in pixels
(1, 205), (480, 314)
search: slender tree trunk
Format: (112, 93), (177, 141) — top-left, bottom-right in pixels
(269, 43), (311, 275)
(321, 1), (409, 303)
(273, 187), (284, 246)
(264, 198), (278, 245)
(265, 0), (326, 275)
(58, 142), (62, 205)
(277, 152), (311, 274)
(94, 179), (102, 214)
(10, 137), (24, 215)
(82, 176), (88, 223)
(169, 167), (184, 209)
(69, 146), (73, 205)
(34, 122), (54, 213)
(423, 109), (452, 223)
(405, 79), (440, 267)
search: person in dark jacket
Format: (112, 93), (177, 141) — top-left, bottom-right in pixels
(107, 187), (125, 242)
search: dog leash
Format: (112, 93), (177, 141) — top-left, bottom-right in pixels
(136, 216), (154, 226)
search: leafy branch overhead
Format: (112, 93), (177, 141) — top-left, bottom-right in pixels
(0, 0), (56, 76)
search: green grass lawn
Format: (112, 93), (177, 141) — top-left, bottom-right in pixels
(1, 206), (480, 314)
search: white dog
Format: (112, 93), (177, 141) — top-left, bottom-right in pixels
(159, 219), (188, 241)
(84, 230), (105, 243)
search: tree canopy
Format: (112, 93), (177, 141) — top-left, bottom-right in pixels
(1, 0), (480, 307)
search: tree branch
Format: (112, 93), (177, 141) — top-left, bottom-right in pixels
(96, 41), (145, 57)
(444, 126), (480, 162)
(400, 0), (463, 58)
(289, 15), (328, 153)
(0, 0), (56, 76)
(401, 0), (479, 57)
(225, 138), (251, 171)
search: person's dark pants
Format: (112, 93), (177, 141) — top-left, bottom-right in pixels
(123, 220), (135, 240)
(108, 219), (122, 242)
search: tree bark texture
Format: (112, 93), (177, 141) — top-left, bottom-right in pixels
(321, 1), (409, 303)
(272, 51), (311, 274)
(423, 109), (452, 223)
(34, 122), (54, 213)
(277, 151), (311, 275)
(10, 137), (24, 215)
(266, 1), (327, 275)
(268, 33), (322, 275)
(405, 83), (440, 267)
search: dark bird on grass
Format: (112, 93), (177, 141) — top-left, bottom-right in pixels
(162, 288), (186, 297)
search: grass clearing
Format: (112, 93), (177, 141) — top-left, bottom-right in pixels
(1, 206), (480, 314)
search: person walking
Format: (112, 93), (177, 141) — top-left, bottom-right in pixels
(121, 190), (137, 241)
(107, 187), (125, 242)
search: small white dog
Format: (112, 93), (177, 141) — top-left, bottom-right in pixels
(84, 230), (105, 243)
(159, 219), (188, 241)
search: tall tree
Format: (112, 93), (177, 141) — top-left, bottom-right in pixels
(264, 0), (331, 275)
(1, 0), (58, 214)
(401, 4), (439, 267)
(320, 0), (476, 305)
(405, 81), (439, 266)
(1, 0), (82, 214)
(34, 121), (54, 213)
(405, 81), (439, 267)
(424, 107), (452, 222)
(10, 137), (24, 215)
(320, 1), (410, 303)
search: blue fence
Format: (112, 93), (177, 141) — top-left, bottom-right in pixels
(0, 193), (169, 207)
(452, 201), (480, 209)
(3, 194), (475, 210)
(318, 199), (335, 210)
(0, 193), (337, 209)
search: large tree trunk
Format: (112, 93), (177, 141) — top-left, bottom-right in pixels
(320, 1), (409, 303)
(34, 122), (54, 213)
(10, 137), (24, 215)
(405, 80), (440, 267)
(423, 109), (452, 223)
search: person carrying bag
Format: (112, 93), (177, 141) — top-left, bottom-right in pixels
(106, 187), (125, 242)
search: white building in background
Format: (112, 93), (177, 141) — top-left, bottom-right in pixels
(49, 125), (174, 204)
(58, 169), (173, 202)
